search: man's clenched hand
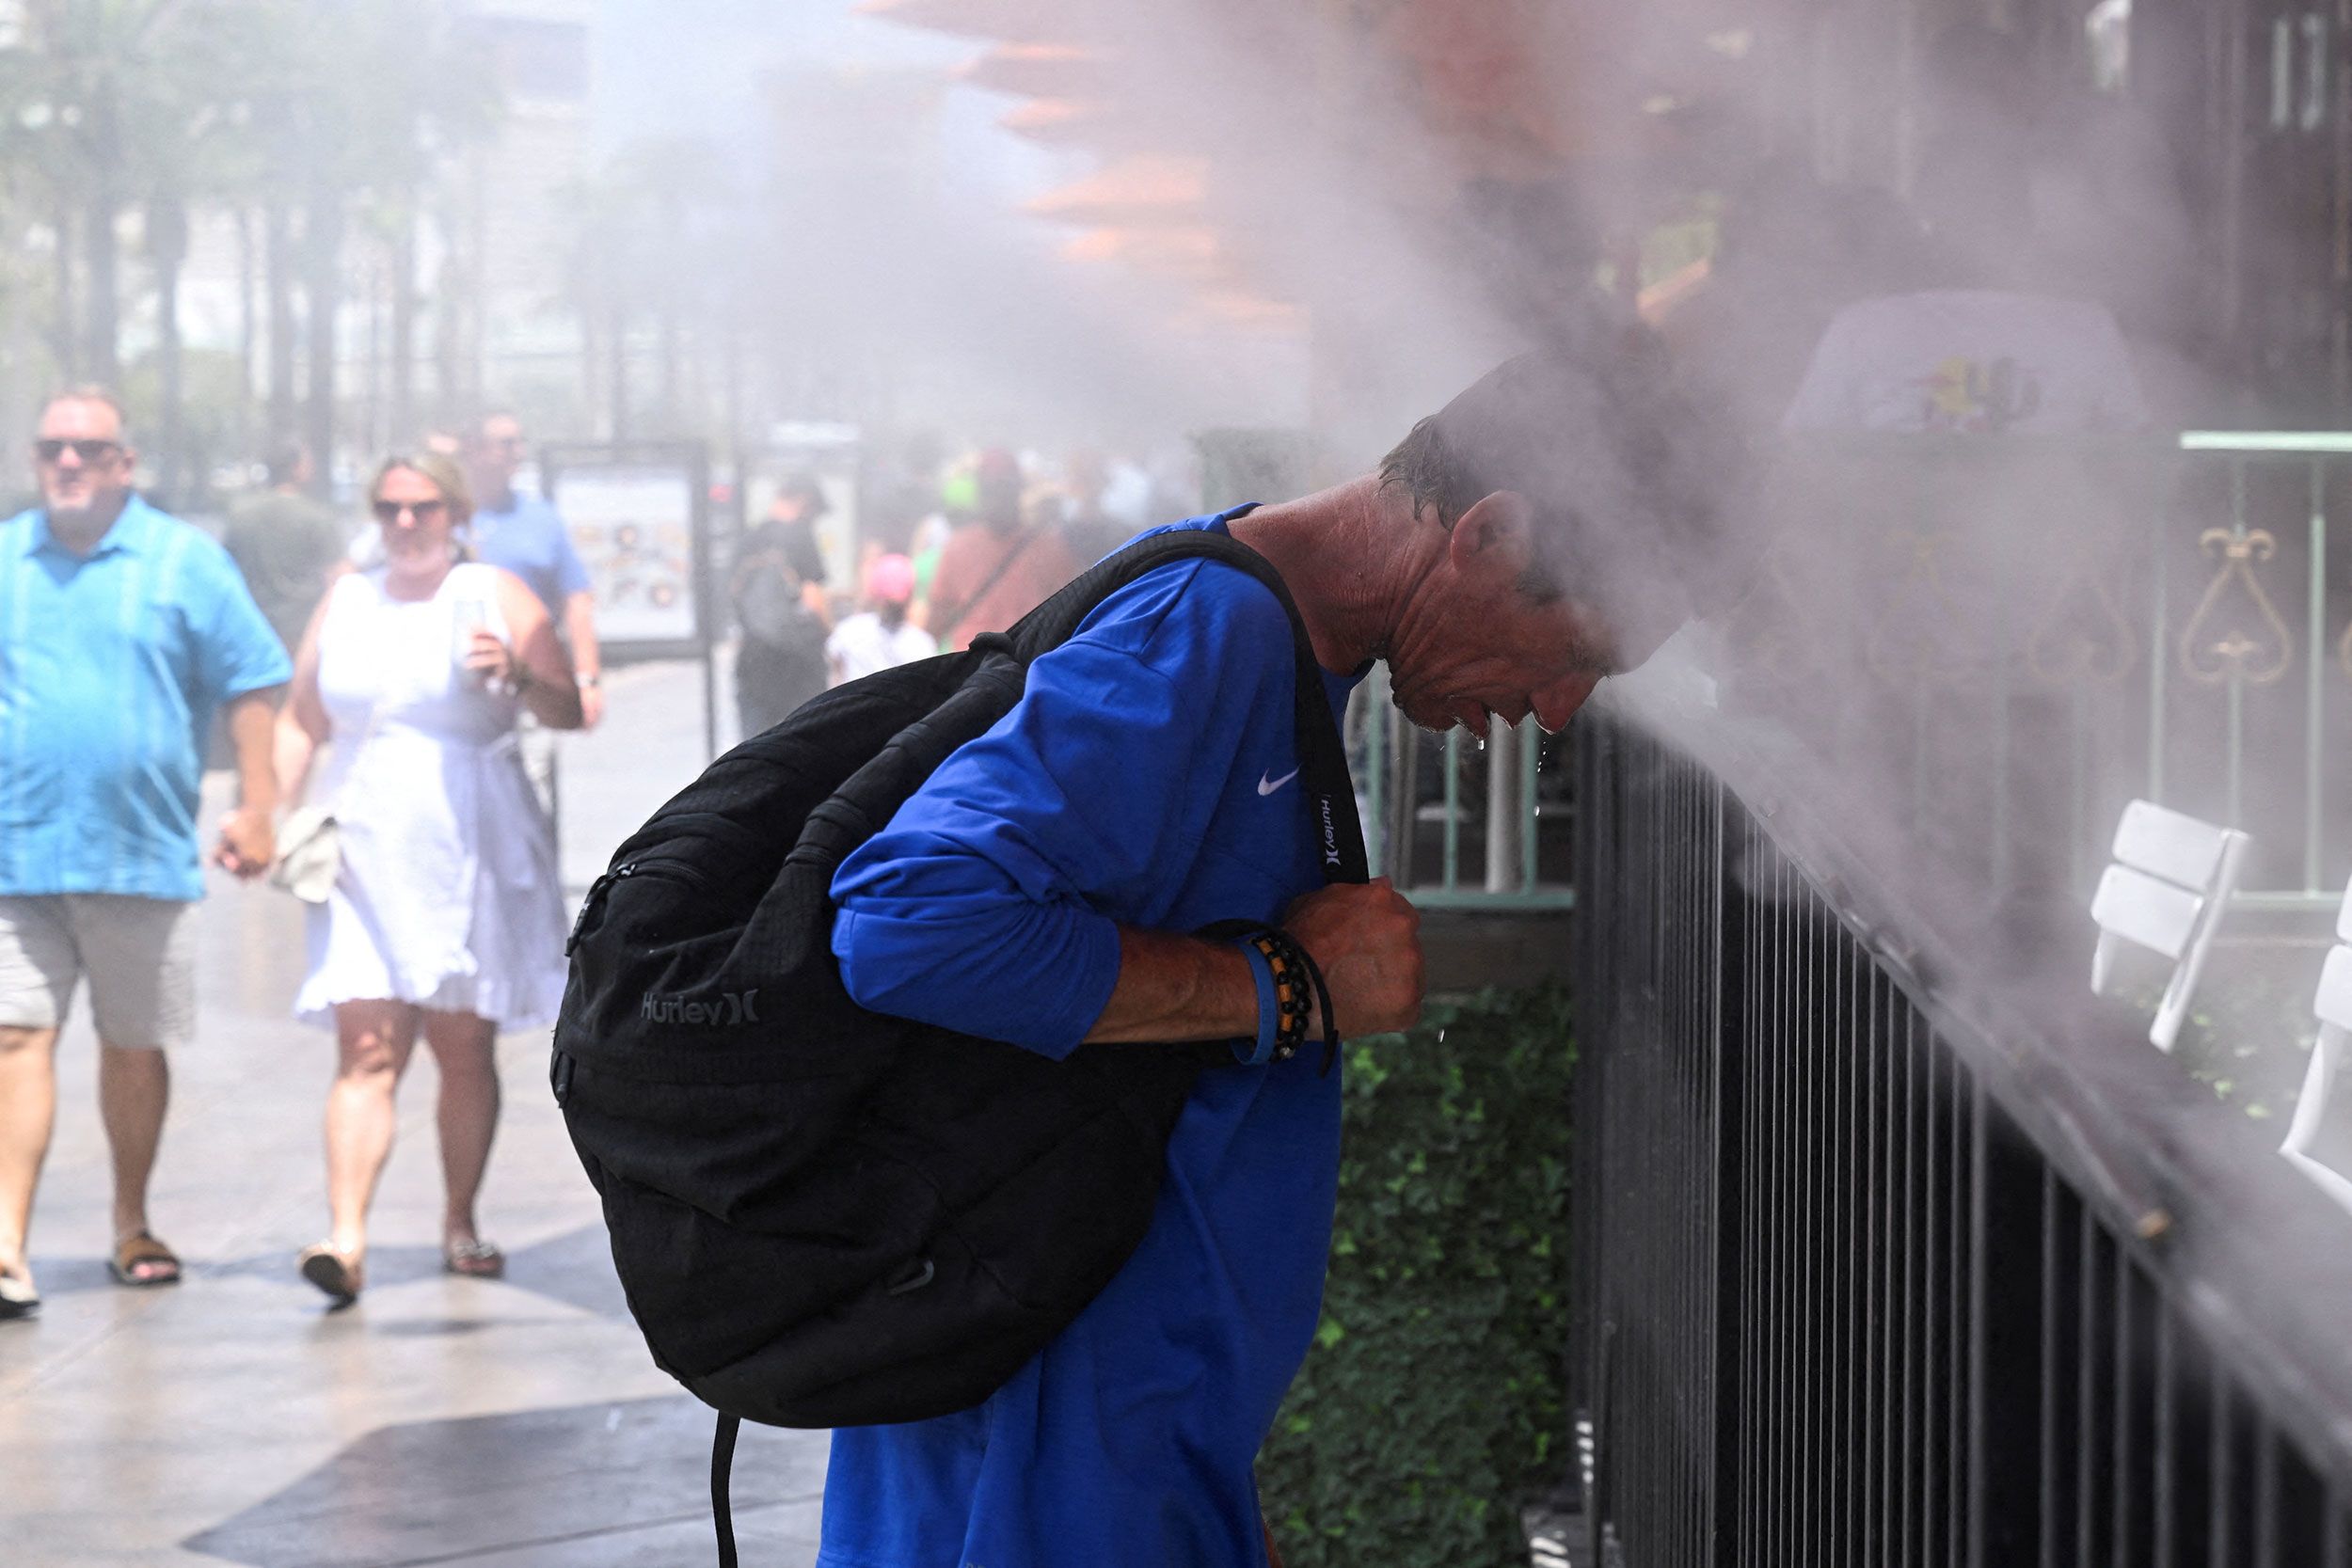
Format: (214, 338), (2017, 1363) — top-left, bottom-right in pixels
(214, 805), (277, 880)
(1281, 877), (1424, 1036)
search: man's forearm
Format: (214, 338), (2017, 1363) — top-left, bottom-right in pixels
(1081, 927), (1259, 1044)
(226, 692), (280, 814)
(520, 669), (586, 729)
(564, 593), (600, 676)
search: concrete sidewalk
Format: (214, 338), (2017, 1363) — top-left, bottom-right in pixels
(0, 657), (828, 1567)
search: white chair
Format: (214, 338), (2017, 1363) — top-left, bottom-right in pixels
(2280, 880), (2352, 1216)
(2090, 800), (2250, 1053)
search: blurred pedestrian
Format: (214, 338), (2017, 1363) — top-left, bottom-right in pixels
(274, 452), (581, 1306)
(731, 474), (833, 738)
(1056, 449), (1132, 565)
(0, 389), (289, 1319)
(826, 552), (933, 686)
(222, 439), (349, 655)
(921, 449), (1078, 651)
(464, 413), (603, 730)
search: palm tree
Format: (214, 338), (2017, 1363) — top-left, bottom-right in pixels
(236, 0), (495, 482)
(561, 136), (734, 441)
(0, 3), (259, 388)
(0, 0), (501, 492)
(0, 2), (295, 497)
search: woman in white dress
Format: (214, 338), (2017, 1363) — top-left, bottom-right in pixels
(275, 453), (582, 1305)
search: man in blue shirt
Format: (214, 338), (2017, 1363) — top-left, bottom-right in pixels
(820, 337), (1735, 1565)
(465, 412), (604, 728)
(0, 389), (291, 1319)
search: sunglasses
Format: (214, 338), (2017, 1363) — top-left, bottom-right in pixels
(35, 438), (122, 465)
(373, 499), (449, 525)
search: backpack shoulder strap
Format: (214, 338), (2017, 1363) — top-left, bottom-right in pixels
(988, 530), (1368, 887)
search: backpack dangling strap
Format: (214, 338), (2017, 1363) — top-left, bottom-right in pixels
(711, 1411), (741, 1568)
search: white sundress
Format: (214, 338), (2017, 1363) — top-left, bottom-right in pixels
(294, 562), (566, 1031)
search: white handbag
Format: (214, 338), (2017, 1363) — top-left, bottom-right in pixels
(269, 695), (381, 906)
(267, 805), (341, 904)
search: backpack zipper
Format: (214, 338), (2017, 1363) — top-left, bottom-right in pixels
(567, 863), (633, 955)
(566, 858), (724, 956)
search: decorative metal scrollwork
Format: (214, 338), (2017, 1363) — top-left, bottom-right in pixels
(1864, 531), (1976, 685)
(2180, 528), (2293, 686)
(2026, 551), (2137, 688)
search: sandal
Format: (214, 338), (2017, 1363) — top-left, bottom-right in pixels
(0, 1268), (38, 1321)
(443, 1239), (505, 1279)
(108, 1231), (182, 1289)
(297, 1243), (364, 1307)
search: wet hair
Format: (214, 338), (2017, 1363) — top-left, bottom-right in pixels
(370, 451), (474, 530)
(1377, 315), (1749, 634)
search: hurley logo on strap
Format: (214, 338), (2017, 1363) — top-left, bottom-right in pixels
(640, 989), (760, 1027)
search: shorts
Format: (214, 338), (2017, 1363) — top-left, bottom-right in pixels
(0, 895), (199, 1049)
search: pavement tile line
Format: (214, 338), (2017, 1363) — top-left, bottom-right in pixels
(181, 1394), (826, 1568)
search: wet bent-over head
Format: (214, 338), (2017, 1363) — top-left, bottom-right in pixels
(1373, 320), (1745, 738)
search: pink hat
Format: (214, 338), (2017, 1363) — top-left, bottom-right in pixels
(865, 552), (915, 604)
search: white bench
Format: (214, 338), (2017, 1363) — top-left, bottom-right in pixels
(2090, 800), (2249, 1053)
(2280, 881), (2352, 1215)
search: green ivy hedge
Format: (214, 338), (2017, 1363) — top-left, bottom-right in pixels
(1259, 984), (1576, 1568)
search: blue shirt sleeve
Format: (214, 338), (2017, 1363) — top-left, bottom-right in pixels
(829, 562), (1296, 1056)
(189, 538), (294, 701)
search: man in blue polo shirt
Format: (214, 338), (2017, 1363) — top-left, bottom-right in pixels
(466, 412), (604, 727)
(0, 388), (290, 1319)
(820, 334), (1737, 1565)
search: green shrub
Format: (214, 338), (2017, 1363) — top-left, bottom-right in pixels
(1259, 985), (1575, 1568)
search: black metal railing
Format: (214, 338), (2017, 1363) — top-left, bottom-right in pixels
(1568, 704), (2352, 1567)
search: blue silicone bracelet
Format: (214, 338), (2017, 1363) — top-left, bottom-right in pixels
(1233, 936), (1279, 1067)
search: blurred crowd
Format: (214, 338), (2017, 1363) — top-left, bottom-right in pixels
(728, 442), (1177, 735)
(0, 377), (1182, 1322)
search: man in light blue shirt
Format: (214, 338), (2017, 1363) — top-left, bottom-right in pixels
(466, 412), (603, 728)
(0, 389), (290, 1319)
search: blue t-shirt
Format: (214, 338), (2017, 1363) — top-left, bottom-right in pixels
(0, 498), (293, 901)
(823, 511), (1360, 1568)
(470, 492), (591, 621)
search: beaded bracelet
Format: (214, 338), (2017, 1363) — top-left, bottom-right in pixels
(1229, 927), (1342, 1072)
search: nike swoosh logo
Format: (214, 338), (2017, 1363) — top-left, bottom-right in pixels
(1257, 768), (1300, 797)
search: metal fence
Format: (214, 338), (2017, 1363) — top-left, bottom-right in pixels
(1354, 666), (1576, 911)
(1567, 705), (2352, 1567)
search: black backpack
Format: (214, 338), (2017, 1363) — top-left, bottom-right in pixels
(553, 531), (1366, 1484)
